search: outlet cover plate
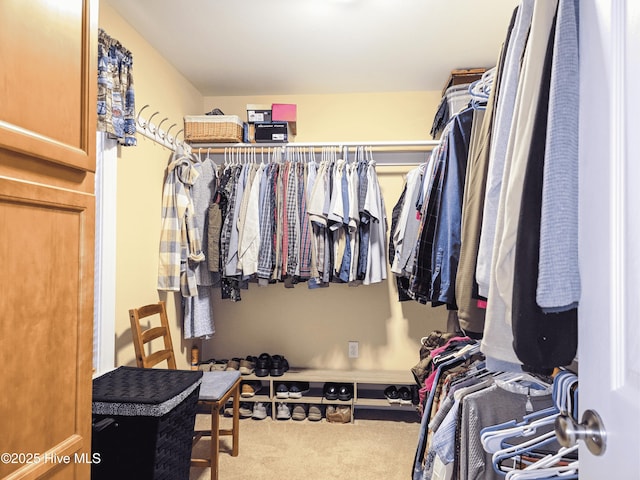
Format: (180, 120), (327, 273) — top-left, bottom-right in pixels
(348, 341), (359, 358)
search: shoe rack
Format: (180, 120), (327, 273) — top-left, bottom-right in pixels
(237, 368), (417, 422)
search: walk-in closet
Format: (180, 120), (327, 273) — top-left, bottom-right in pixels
(1, 1), (638, 479)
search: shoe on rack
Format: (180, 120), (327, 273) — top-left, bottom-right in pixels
(398, 386), (412, 405)
(270, 354), (286, 376)
(411, 385), (420, 406)
(323, 383), (339, 401)
(252, 402), (268, 420)
(275, 383), (289, 399)
(384, 385), (400, 404)
(308, 404), (323, 422)
(197, 358), (215, 371)
(239, 356), (256, 375)
(338, 384), (353, 401)
(239, 402), (253, 418)
(291, 404), (307, 421)
(212, 359), (228, 371)
(226, 357), (241, 371)
(255, 353), (272, 377)
(241, 380), (262, 398)
(326, 405), (351, 423)
(288, 382), (309, 399)
(276, 402), (291, 420)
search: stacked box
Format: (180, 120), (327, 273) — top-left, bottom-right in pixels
(254, 122), (290, 143)
(271, 103), (297, 135)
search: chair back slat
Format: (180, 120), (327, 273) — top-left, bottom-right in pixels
(129, 301), (177, 370)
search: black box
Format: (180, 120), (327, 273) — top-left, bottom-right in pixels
(91, 367), (202, 480)
(254, 122), (289, 143)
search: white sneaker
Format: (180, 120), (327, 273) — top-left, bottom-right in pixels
(252, 402), (268, 420)
(276, 402), (291, 420)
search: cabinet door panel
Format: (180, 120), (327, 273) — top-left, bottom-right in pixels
(0, 0), (96, 172)
(0, 178), (94, 479)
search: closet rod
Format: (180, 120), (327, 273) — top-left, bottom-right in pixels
(189, 140), (440, 151)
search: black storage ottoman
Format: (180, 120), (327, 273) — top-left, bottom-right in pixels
(91, 366), (203, 480)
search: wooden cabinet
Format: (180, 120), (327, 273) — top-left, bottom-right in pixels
(0, 1), (97, 479)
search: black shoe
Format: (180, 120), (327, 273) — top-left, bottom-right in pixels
(271, 354), (285, 376)
(411, 385), (420, 406)
(338, 384), (353, 401)
(255, 353), (271, 377)
(323, 383), (339, 400)
(398, 386), (412, 405)
(384, 385), (400, 404)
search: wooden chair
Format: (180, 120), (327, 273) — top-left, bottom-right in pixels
(129, 301), (240, 480)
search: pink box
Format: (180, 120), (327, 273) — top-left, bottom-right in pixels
(271, 103), (297, 135)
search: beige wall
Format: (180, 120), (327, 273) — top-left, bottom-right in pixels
(203, 91), (443, 143)
(99, 2), (204, 369)
(101, 4), (448, 372)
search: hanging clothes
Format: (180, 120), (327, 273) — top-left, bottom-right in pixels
(402, 103), (475, 308)
(410, 336), (564, 480)
(511, 0), (578, 370)
(184, 153), (219, 339)
(363, 158), (388, 285)
(177, 146), (388, 296)
(392, 0), (579, 374)
(536, 0), (581, 312)
(157, 148), (206, 297)
(257, 162), (277, 285)
(455, 6), (517, 336)
(475, 0), (535, 300)
(480, 0), (559, 372)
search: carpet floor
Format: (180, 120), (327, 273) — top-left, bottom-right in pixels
(189, 408), (421, 480)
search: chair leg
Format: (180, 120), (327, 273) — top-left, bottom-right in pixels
(210, 402), (221, 480)
(231, 382), (240, 457)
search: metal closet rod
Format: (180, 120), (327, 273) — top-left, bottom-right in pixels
(190, 140), (440, 150)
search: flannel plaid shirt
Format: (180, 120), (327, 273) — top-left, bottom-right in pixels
(157, 154), (205, 297)
(257, 163), (276, 280)
(273, 163), (285, 280)
(408, 137), (448, 303)
(285, 161), (299, 276)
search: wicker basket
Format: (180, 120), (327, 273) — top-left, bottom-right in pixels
(184, 114), (243, 143)
(91, 367), (203, 480)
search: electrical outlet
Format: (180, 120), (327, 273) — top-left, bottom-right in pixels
(348, 341), (359, 358)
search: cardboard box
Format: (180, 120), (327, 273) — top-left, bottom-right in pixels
(246, 104), (272, 123)
(271, 103), (297, 135)
(254, 122), (289, 143)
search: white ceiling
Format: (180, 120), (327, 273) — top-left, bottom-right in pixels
(105, 0), (520, 96)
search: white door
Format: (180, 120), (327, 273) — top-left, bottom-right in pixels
(578, 0), (640, 477)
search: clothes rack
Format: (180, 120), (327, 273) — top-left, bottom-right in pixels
(189, 140), (440, 166)
(190, 140), (439, 149)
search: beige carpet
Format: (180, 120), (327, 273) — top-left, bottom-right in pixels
(190, 409), (421, 480)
